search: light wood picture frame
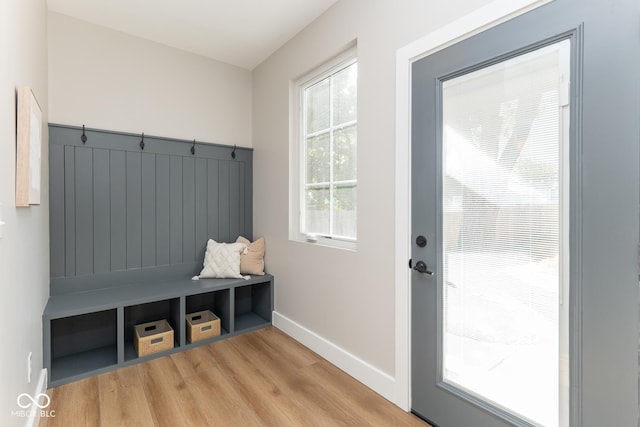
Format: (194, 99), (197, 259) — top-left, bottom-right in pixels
(16, 86), (42, 207)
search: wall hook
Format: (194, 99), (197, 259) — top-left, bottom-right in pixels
(191, 139), (196, 155)
(139, 133), (145, 150)
(231, 145), (236, 159)
(81, 125), (87, 144)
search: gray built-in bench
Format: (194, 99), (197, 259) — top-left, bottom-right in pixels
(44, 125), (273, 387)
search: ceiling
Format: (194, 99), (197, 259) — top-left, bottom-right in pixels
(47, 0), (339, 70)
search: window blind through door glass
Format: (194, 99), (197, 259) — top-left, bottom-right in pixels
(441, 40), (570, 427)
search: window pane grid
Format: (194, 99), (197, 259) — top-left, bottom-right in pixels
(301, 61), (357, 240)
(305, 180), (357, 188)
(305, 119), (357, 139)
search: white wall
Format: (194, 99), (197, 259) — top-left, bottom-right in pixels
(0, 1), (49, 426)
(253, 0), (493, 380)
(48, 12), (253, 147)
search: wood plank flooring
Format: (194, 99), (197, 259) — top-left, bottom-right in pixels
(40, 327), (427, 427)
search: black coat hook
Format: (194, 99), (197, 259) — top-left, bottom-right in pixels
(231, 145), (236, 159)
(191, 139), (196, 155)
(140, 133), (145, 150)
(81, 125), (87, 144)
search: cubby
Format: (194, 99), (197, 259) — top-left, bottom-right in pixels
(124, 298), (180, 361)
(234, 281), (272, 332)
(186, 289), (230, 338)
(43, 274), (273, 387)
(49, 309), (118, 384)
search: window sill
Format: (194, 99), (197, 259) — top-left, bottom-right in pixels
(290, 235), (357, 252)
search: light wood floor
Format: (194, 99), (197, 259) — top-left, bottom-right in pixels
(40, 327), (427, 427)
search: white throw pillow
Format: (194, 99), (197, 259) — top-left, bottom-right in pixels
(193, 239), (249, 280)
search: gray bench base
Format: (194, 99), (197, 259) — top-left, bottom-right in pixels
(43, 273), (274, 387)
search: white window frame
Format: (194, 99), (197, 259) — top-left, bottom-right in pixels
(289, 46), (358, 251)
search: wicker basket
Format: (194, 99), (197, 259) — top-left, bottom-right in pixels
(134, 319), (174, 357)
(186, 310), (221, 343)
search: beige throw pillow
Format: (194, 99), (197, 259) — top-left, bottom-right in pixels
(236, 236), (265, 275)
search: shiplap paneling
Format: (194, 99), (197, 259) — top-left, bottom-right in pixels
(156, 154), (171, 267)
(75, 147), (94, 276)
(183, 157), (196, 263)
(93, 149), (111, 274)
(110, 150), (127, 272)
(169, 155), (183, 265)
(229, 161), (241, 240)
(194, 158), (208, 263)
(50, 143), (65, 278)
(207, 159), (220, 242)
(64, 146), (76, 276)
(49, 124), (253, 281)
(218, 160), (230, 243)
(126, 152), (143, 269)
(141, 153), (157, 268)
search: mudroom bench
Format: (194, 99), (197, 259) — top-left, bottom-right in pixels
(46, 124), (266, 387)
(43, 264), (273, 387)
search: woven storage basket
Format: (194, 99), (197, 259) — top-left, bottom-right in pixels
(186, 310), (221, 343)
(134, 319), (174, 357)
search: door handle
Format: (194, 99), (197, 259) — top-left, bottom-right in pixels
(413, 260), (434, 276)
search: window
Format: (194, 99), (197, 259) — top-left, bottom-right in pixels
(291, 49), (357, 250)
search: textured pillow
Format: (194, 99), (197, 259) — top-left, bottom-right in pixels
(193, 239), (249, 280)
(236, 236), (265, 275)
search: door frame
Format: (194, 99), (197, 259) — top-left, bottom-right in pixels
(393, 0), (556, 412)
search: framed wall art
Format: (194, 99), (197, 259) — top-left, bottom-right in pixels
(16, 86), (42, 207)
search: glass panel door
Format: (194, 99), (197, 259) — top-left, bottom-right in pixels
(441, 40), (570, 426)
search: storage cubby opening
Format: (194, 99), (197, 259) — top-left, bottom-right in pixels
(234, 281), (271, 332)
(50, 309), (117, 381)
(186, 289), (230, 335)
(124, 298), (180, 360)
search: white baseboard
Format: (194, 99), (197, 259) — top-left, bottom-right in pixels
(272, 311), (398, 405)
(24, 369), (48, 427)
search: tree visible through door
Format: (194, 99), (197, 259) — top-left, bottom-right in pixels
(440, 40), (570, 426)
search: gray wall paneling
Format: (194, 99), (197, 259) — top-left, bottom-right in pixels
(93, 149), (111, 274)
(126, 152), (142, 269)
(141, 154), (157, 268)
(229, 161), (241, 240)
(194, 158), (208, 263)
(74, 147), (94, 276)
(207, 160), (219, 241)
(49, 124), (254, 293)
(156, 155), (171, 266)
(169, 155), (183, 264)
(64, 146), (75, 276)
(183, 157), (196, 263)
(49, 144), (65, 278)
(244, 159), (253, 239)
(218, 160), (230, 243)
(110, 151), (127, 271)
